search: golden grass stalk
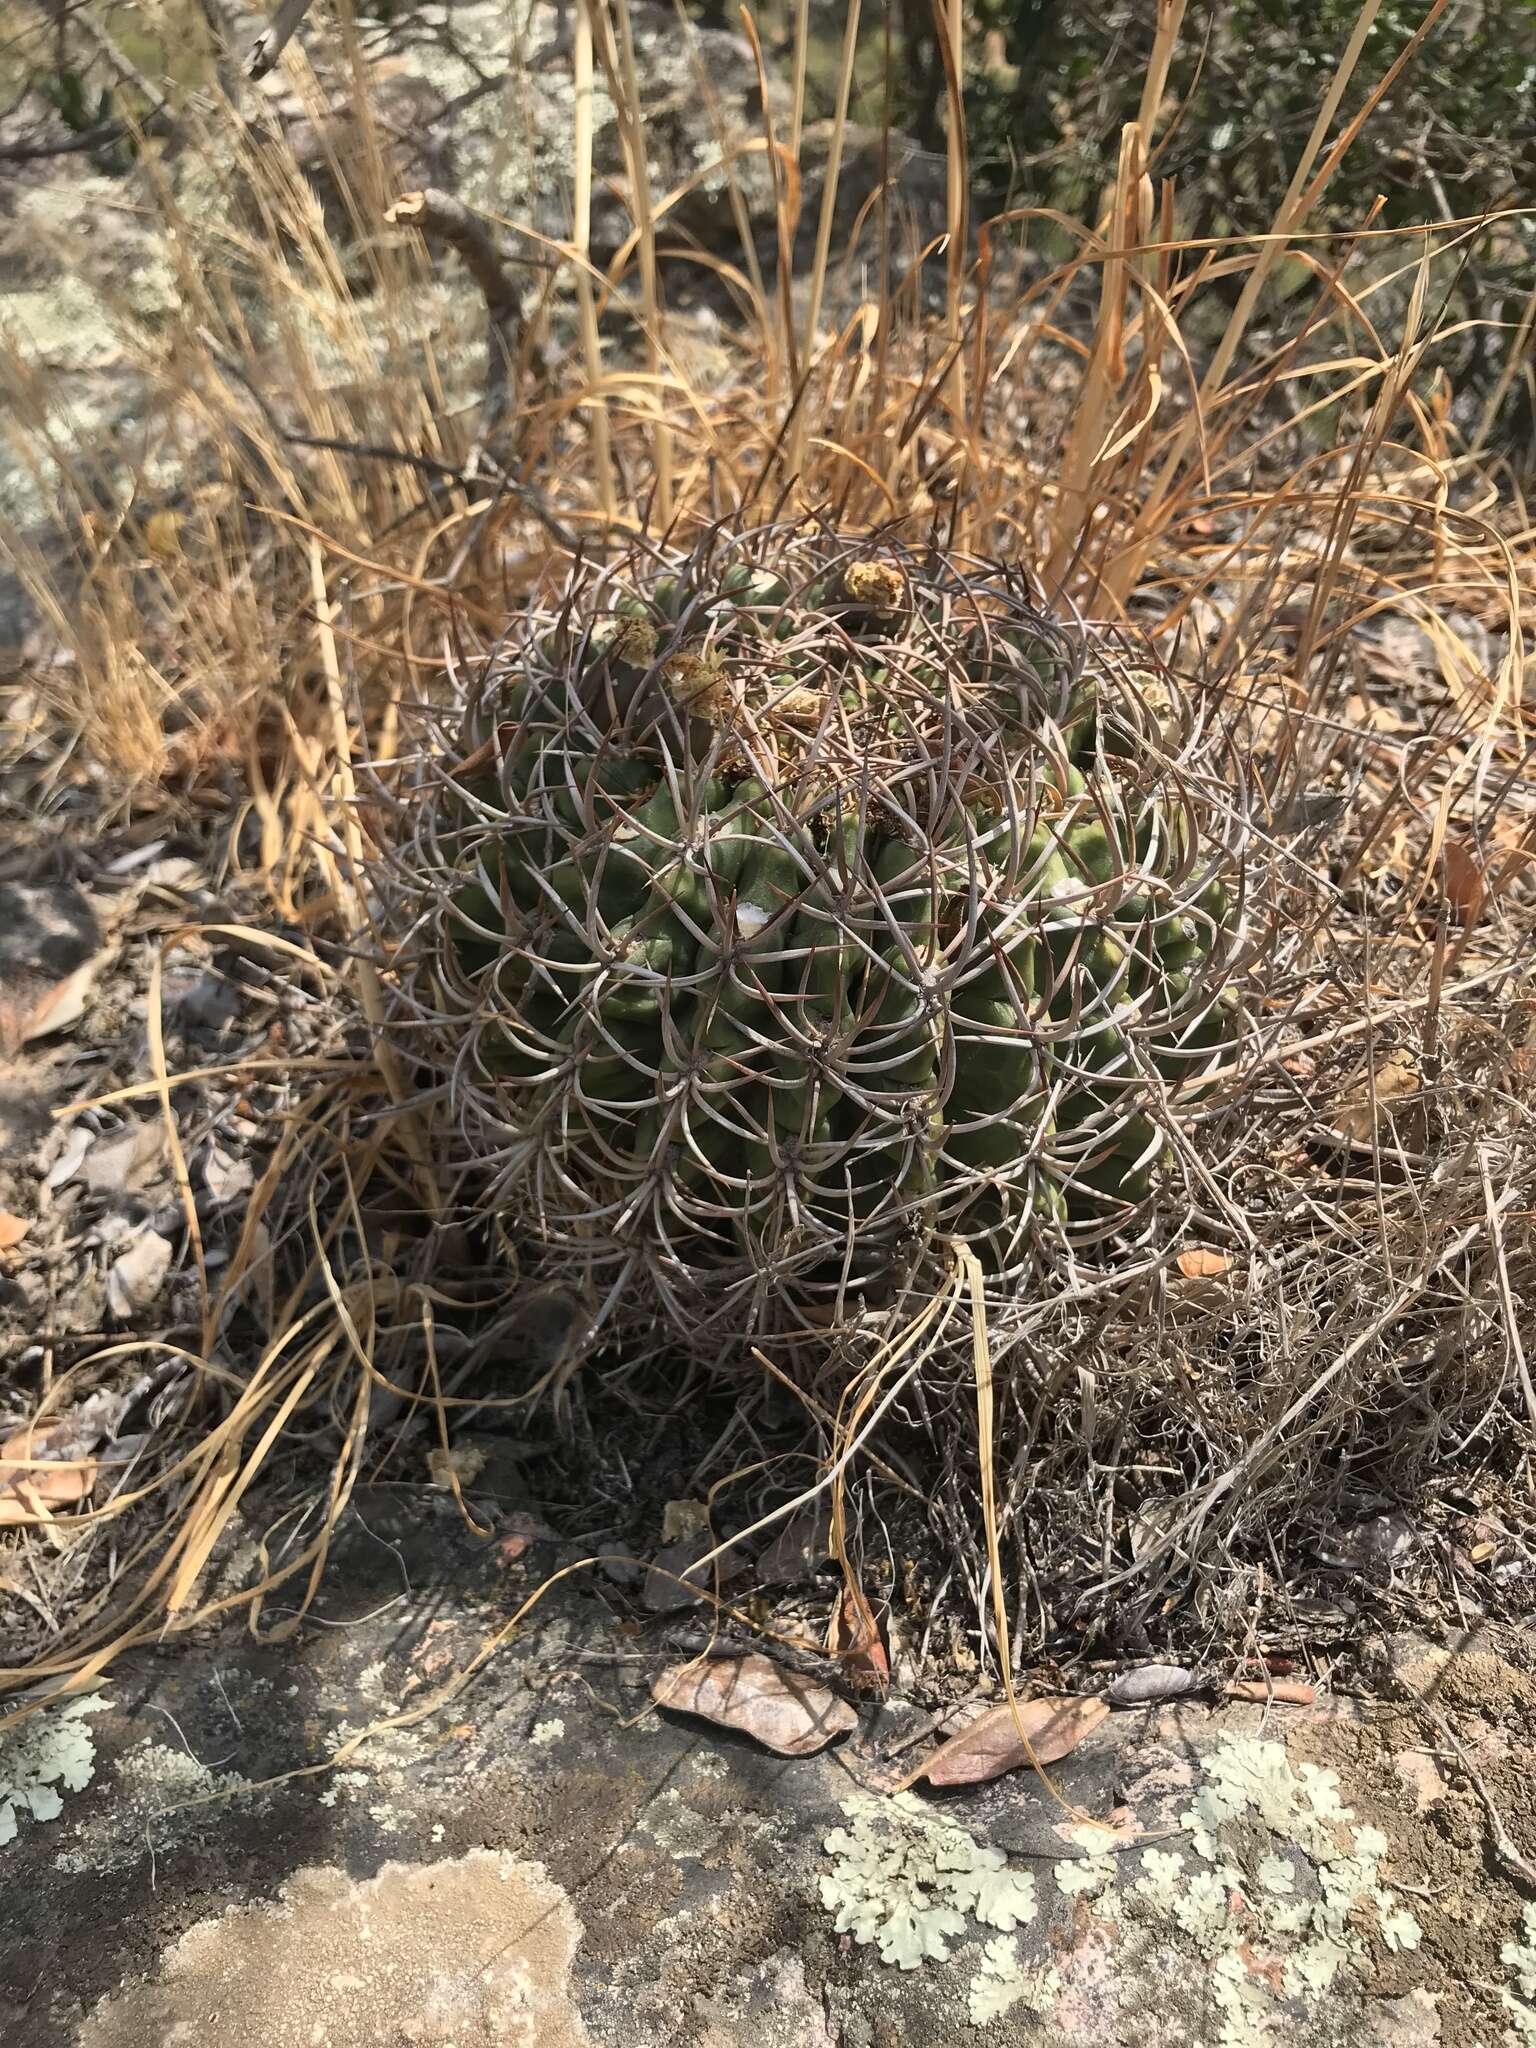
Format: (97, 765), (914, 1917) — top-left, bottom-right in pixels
(574, 0), (617, 521)
(602, 0), (674, 526)
(789, 0), (862, 482)
(789, 0), (810, 158)
(935, 0), (968, 436)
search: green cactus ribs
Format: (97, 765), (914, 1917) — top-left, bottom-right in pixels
(396, 521), (1250, 1352)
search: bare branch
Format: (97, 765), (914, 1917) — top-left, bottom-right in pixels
(385, 187), (538, 447)
(0, 122), (130, 162)
(247, 0), (316, 80)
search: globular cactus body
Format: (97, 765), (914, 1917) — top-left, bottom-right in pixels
(395, 526), (1247, 1349)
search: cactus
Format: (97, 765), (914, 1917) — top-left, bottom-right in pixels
(393, 524), (1247, 1350)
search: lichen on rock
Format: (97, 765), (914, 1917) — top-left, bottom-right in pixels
(0, 1690), (108, 1846)
(820, 1789), (1038, 1970)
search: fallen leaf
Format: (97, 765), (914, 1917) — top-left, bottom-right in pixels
(203, 1146), (255, 1204)
(828, 1575), (890, 1696)
(1441, 838), (1486, 924)
(0, 1212), (29, 1251)
(0, 881), (108, 1055)
(909, 1695), (1110, 1787)
(660, 1498), (713, 1543)
(427, 1442), (486, 1490)
(1332, 1049), (1420, 1148)
(106, 1228), (174, 1318)
(44, 1126), (92, 1191)
(0, 1420), (98, 1524)
(493, 1512), (548, 1568)
(1106, 1663), (1204, 1706)
(651, 1654), (857, 1756)
(756, 1506), (832, 1586)
(1226, 1679), (1317, 1705)
(1175, 1247), (1230, 1279)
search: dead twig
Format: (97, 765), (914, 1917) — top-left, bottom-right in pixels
(385, 188), (539, 457)
(248, 0), (317, 79)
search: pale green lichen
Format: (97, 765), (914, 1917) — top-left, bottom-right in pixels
(968, 1937), (1059, 2026)
(1164, 1733), (1422, 2002)
(0, 1692), (108, 1845)
(1066, 1731), (1425, 2025)
(1052, 1819), (1124, 1912)
(1211, 1947), (1274, 2048)
(822, 1728), (1424, 2032)
(1256, 1853), (1296, 1895)
(1502, 1902), (1536, 2040)
(1135, 1846), (1187, 1900)
(1169, 1866), (1237, 1956)
(821, 1790), (1037, 1970)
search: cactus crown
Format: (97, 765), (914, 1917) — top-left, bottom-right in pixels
(392, 523), (1248, 1355)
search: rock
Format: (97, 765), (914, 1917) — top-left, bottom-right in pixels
(1370, 1989), (1442, 2045)
(0, 880), (105, 1055)
(83, 1122), (168, 1198)
(1, 1481), (1529, 2048)
(106, 1227), (174, 1319)
(77, 1853), (592, 2048)
(1392, 1748), (1449, 1814)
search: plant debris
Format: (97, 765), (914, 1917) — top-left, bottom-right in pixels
(908, 1696), (1109, 1787)
(651, 1653), (857, 1756)
(1106, 1664), (1205, 1706)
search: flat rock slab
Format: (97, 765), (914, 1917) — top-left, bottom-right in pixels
(1, 1491), (1532, 2045)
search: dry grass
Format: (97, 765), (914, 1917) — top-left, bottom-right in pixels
(1, 0), (1533, 1711)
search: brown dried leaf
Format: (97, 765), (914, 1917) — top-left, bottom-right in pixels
(651, 1654), (857, 1756)
(1332, 1049), (1420, 1147)
(1226, 1679), (1316, 1706)
(0, 1212), (29, 1251)
(828, 1575), (890, 1696)
(0, 1420), (98, 1523)
(1441, 837), (1486, 924)
(910, 1695), (1109, 1787)
(1175, 1247), (1230, 1279)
